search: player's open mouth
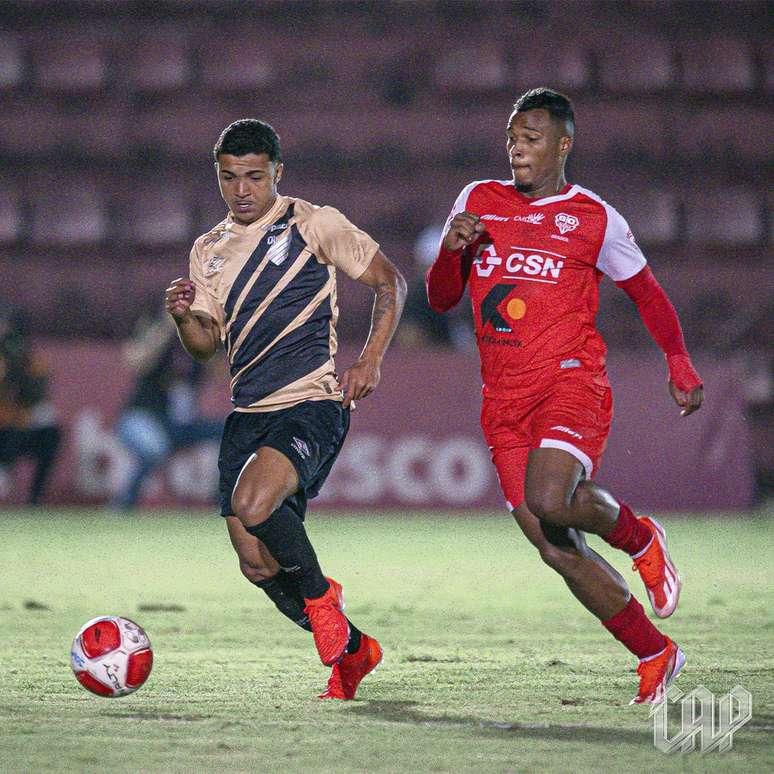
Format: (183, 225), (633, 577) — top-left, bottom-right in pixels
(234, 202), (253, 210)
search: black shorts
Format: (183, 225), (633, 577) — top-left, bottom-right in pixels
(218, 399), (350, 520)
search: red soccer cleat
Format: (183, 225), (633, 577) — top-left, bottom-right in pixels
(319, 633), (383, 700)
(632, 517), (682, 618)
(304, 577), (350, 666)
(631, 636), (685, 705)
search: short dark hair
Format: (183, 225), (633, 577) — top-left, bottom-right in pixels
(213, 119), (282, 163)
(512, 88), (575, 136)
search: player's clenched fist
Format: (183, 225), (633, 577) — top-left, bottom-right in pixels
(165, 278), (196, 321)
(443, 211), (486, 252)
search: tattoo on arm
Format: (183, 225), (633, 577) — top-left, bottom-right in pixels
(371, 282), (396, 331)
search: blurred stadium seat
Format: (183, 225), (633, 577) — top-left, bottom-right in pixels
(597, 37), (675, 93)
(433, 46), (509, 93)
(0, 0), (767, 342)
(0, 33), (23, 89)
(608, 187), (679, 244)
(680, 37), (755, 92)
(675, 106), (772, 163)
(197, 35), (275, 92)
(573, 102), (664, 158)
(684, 186), (762, 244)
(0, 181), (21, 243)
(126, 34), (193, 93)
(113, 182), (194, 246)
(511, 39), (591, 92)
(32, 33), (112, 93)
(29, 177), (107, 245)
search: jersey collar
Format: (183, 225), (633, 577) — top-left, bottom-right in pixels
(225, 195), (289, 234)
(509, 182), (577, 207)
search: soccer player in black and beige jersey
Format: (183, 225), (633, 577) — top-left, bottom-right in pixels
(164, 120), (406, 700)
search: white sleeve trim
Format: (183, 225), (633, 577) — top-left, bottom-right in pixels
(596, 200), (647, 282)
(439, 180), (490, 247)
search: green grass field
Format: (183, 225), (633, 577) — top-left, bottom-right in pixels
(1, 508), (772, 773)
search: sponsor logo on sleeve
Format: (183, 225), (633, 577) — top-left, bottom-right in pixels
(204, 256), (226, 277)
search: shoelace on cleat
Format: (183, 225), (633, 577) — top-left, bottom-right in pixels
(306, 598), (348, 663)
(636, 651), (671, 700)
(632, 553), (663, 587)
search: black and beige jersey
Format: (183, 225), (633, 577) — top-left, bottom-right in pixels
(188, 195), (378, 412)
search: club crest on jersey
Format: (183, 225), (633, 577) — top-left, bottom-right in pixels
(554, 213), (579, 234)
(266, 231), (292, 265)
(204, 256), (226, 276)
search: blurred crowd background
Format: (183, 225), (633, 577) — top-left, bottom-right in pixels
(0, 0), (771, 508)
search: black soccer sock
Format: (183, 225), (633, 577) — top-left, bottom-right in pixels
(345, 623), (362, 654)
(254, 575), (312, 632)
(244, 506), (329, 600)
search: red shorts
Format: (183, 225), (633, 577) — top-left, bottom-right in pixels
(481, 368), (613, 510)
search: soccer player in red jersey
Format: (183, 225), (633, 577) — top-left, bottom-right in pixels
(426, 88), (703, 705)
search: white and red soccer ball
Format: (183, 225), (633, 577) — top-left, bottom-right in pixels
(70, 616), (153, 697)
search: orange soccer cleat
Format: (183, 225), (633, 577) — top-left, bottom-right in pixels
(632, 517), (682, 618)
(304, 577), (350, 667)
(631, 636), (685, 705)
(319, 633), (383, 700)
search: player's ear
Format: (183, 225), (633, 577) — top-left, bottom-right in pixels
(274, 162), (284, 186)
(559, 135), (573, 158)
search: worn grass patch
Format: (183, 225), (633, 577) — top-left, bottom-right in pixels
(1, 508), (772, 773)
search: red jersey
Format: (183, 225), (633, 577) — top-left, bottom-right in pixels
(429, 180), (647, 398)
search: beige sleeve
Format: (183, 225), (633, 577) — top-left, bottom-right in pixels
(303, 206), (379, 279)
(188, 242), (221, 328)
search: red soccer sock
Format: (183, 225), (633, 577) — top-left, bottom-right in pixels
(602, 596), (667, 660)
(603, 503), (652, 556)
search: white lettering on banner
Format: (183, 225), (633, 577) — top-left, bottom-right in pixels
(74, 409), (133, 496)
(328, 435), (384, 501)
(432, 438), (491, 502)
(318, 434), (493, 505)
(70, 411), (494, 507)
(73, 409), (220, 501)
(168, 444), (220, 499)
(389, 437), (432, 502)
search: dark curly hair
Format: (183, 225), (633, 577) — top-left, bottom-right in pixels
(511, 88), (575, 136)
(213, 119), (282, 162)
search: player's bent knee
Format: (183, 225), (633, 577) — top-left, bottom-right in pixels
(524, 488), (571, 527)
(231, 488), (276, 527)
(540, 520), (576, 549)
(239, 560), (276, 584)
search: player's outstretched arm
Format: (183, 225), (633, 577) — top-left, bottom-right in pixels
(339, 250), (407, 408)
(616, 266), (703, 417)
(164, 278), (219, 363)
(426, 211), (482, 312)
